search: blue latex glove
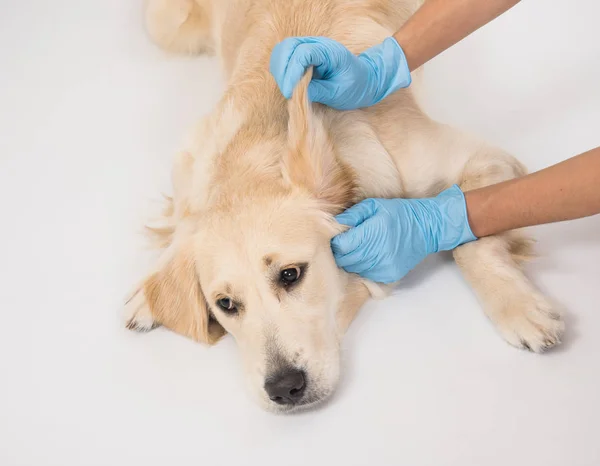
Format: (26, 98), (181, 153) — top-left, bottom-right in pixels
(269, 36), (411, 110)
(331, 185), (477, 283)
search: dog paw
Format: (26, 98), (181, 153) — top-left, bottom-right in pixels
(492, 294), (564, 353)
(124, 287), (158, 333)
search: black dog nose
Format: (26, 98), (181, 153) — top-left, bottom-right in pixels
(264, 369), (306, 405)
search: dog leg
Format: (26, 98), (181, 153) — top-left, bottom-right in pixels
(452, 150), (565, 352)
(145, 0), (213, 54)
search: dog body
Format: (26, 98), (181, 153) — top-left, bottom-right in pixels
(126, 0), (564, 412)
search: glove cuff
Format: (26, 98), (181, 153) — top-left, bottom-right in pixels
(375, 37), (412, 103)
(358, 37), (412, 106)
(433, 185), (478, 252)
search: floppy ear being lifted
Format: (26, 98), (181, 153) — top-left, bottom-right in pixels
(283, 68), (357, 213)
(124, 238), (226, 345)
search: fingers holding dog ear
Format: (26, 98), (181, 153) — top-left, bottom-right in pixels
(270, 38), (314, 98)
(331, 225), (368, 266)
(331, 200), (379, 266)
(270, 37), (347, 99)
(335, 199), (379, 227)
(331, 202), (381, 269)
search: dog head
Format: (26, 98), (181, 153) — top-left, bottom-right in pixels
(128, 70), (376, 412)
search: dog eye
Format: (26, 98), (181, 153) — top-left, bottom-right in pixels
(280, 267), (301, 285)
(217, 297), (237, 314)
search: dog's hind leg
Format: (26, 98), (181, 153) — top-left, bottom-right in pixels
(451, 149), (565, 352)
(145, 0), (213, 55)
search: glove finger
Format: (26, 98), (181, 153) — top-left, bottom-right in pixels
(335, 199), (378, 227)
(270, 39), (302, 96)
(350, 260), (405, 284)
(334, 249), (382, 280)
(331, 227), (363, 257)
(331, 219), (379, 270)
(282, 43), (332, 98)
(307, 80), (338, 105)
(335, 249), (371, 273)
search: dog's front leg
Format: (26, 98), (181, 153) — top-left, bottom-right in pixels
(452, 149), (565, 352)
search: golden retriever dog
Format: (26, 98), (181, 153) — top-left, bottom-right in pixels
(125, 0), (565, 412)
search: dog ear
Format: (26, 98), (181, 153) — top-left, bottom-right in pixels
(125, 240), (226, 345)
(283, 68), (356, 212)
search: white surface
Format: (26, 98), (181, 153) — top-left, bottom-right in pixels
(1, 1), (599, 465)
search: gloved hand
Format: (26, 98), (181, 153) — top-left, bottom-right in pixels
(269, 36), (411, 110)
(331, 185), (477, 283)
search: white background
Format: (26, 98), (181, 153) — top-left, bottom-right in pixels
(1, 1), (599, 465)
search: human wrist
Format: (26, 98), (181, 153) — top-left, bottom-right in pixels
(392, 29), (418, 71)
(432, 185), (478, 252)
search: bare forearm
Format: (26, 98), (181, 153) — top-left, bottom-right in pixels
(465, 147), (600, 238)
(394, 0), (520, 71)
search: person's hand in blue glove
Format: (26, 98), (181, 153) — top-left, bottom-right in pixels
(269, 36), (411, 110)
(331, 185), (477, 283)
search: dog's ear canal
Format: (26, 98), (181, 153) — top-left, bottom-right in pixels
(283, 68), (357, 212)
(143, 246), (226, 345)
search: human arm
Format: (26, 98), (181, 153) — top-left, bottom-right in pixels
(394, 0), (520, 71)
(270, 0), (520, 109)
(465, 146), (600, 237)
(332, 147), (600, 283)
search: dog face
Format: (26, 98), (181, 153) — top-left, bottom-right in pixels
(195, 195), (347, 411)
(129, 71), (374, 412)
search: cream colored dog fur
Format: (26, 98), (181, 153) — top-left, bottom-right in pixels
(125, 0), (564, 412)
